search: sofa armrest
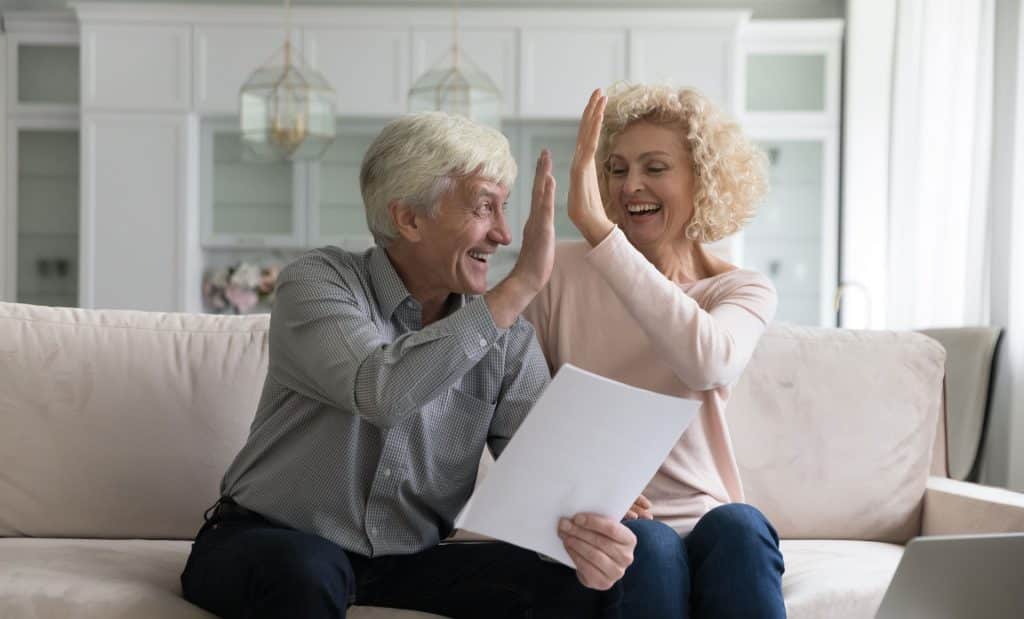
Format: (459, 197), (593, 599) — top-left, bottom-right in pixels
(922, 476), (1024, 535)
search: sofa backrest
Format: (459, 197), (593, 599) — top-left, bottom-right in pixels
(0, 304), (946, 543)
(0, 302), (268, 540)
(727, 324), (946, 543)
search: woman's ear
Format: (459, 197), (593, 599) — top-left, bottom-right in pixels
(389, 200), (422, 243)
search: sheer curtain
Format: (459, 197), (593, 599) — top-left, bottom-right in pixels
(886, 0), (995, 330)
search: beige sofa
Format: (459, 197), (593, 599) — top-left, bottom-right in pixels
(2, 301), (1023, 618)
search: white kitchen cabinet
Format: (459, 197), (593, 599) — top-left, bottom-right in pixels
(629, 29), (736, 111)
(81, 23), (191, 112)
(200, 118), (306, 249)
(1, 11), (81, 306)
(738, 20), (843, 326)
(81, 113), (195, 312)
(520, 29), (627, 118)
(194, 26), (302, 114)
(64, 3), (782, 313)
(304, 27), (410, 117)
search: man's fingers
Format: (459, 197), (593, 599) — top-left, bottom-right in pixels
(566, 546), (615, 591)
(531, 149), (550, 208)
(572, 513), (637, 547)
(562, 533), (627, 587)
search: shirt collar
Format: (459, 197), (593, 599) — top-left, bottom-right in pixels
(368, 246), (469, 321)
(369, 246), (413, 320)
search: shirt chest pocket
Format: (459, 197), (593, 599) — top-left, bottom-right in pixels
(420, 387), (495, 480)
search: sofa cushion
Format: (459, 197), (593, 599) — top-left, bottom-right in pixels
(0, 537), (901, 619)
(781, 539), (903, 619)
(0, 539), (444, 619)
(728, 324), (946, 542)
(0, 303), (269, 540)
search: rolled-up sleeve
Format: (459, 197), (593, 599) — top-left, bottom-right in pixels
(269, 256), (506, 429)
(487, 318), (550, 458)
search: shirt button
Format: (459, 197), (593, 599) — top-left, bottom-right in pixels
(371, 526), (379, 537)
(479, 337), (488, 348)
(382, 468), (391, 478)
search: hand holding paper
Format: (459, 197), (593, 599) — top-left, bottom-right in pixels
(454, 363), (700, 567)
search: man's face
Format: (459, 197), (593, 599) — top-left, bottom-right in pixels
(415, 175), (512, 296)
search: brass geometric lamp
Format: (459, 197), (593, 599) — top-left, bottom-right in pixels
(240, 0), (336, 161)
(408, 1), (502, 129)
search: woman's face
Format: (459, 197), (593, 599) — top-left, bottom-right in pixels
(605, 121), (695, 248)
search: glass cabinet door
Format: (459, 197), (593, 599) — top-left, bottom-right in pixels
(15, 129), (79, 307)
(313, 123), (380, 249)
(201, 121), (304, 248)
(17, 43), (79, 106)
(745, 53), (827, 113)
(519, 123), (581, 242)
(742, 139), (827, 325)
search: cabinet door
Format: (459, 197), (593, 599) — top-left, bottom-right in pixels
(630, 29), (735, 110)
(8, 125), (79, 307)
(311, 121), (382, 250)
(517, 122), (582, 241)
(740, 22), (843, 125)
(7, 37), (79, 113)
(81, 114), (192, 311)
(201, 119), (305, 249)
(81, 24), (191, 111)
(195, 26), (301, 114)
(520, 29), (626, 118)
(412, 28), (518, 116)
(741, 135), (838, 326)
(304, 27), (409, 117)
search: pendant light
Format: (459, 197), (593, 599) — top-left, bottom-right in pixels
(408, 0), (502, 129)
(239, 0), (337, 160)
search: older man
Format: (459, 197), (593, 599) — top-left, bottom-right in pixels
(180, 112), (681, 618)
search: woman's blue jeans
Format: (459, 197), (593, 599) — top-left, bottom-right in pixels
(622, 503), (787, 618)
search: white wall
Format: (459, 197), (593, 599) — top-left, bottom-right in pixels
(982, 0), (1024, 492)
(839, 0), (895, 329)
(1, 0), (844, 19)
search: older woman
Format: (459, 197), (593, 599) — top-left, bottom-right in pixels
(526, 84), (785, 618)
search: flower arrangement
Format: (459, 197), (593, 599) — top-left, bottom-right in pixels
(202, 262), (280, 314)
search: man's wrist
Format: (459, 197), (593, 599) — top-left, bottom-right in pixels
(484, 274), (536, 329)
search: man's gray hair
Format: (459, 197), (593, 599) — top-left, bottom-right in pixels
(359, 112), (517, 247)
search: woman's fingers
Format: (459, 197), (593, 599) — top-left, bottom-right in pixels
(574, 89), (606, 165)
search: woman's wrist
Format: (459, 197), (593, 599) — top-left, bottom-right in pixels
(582, 219), (615, 247)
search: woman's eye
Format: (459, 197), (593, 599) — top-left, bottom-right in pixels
(609, 168), (627, 176)
(648, 166), (667, 174)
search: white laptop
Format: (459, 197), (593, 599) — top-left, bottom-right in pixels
(875, 533), (1024, 618)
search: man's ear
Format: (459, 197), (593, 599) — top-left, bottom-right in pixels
(388, 200), (422, 243)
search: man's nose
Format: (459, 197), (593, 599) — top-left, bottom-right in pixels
(489, 209), (512, 246)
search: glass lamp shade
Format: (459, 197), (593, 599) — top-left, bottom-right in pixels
(408, 47), (502, 130)
(240, 41), (337, 161)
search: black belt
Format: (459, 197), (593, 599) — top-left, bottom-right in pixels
(204, 496), (264, 527)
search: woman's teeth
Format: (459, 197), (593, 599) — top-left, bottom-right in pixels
(626, 203), (662, 214)
(468, 251), (490, 263)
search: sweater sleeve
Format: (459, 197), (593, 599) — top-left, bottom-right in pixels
(585, 227), (777, 391)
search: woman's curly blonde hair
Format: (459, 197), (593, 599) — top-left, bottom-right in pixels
(596, 83), (768, 243)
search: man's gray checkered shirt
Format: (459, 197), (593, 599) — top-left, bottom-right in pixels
(220, 245), (549, 557)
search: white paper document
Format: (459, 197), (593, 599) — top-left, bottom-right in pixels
(453, 363), (700, 566)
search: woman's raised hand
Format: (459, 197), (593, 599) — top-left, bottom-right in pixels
(568, 89), (615, 247)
